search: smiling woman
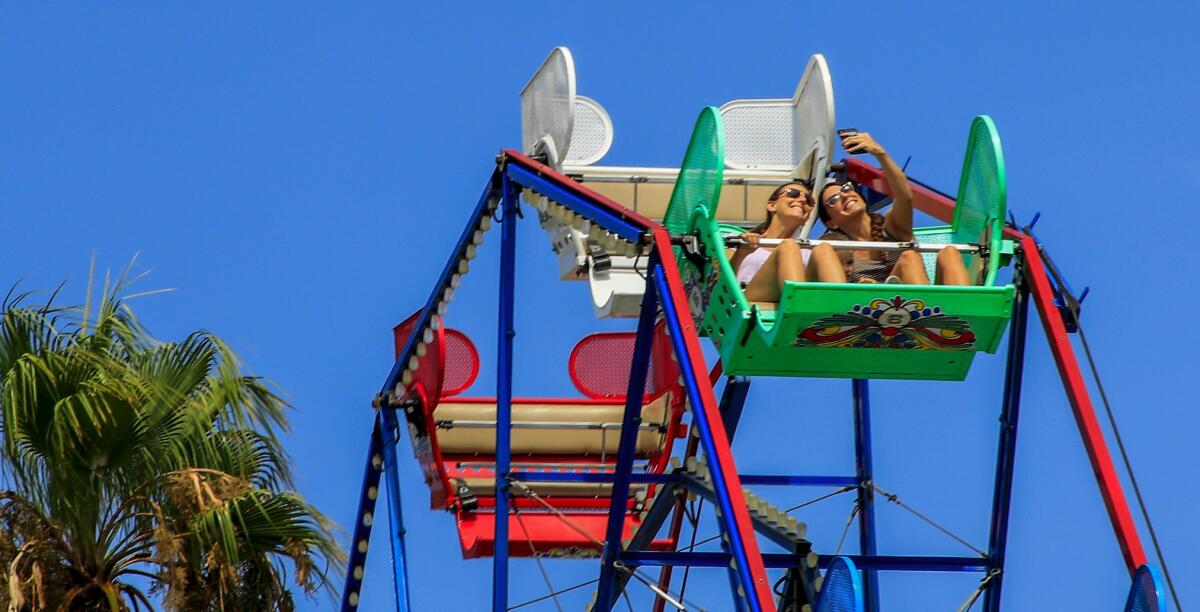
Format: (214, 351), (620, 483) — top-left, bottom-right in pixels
(729, 181), (846, 302)
(817, 131), (970, 285)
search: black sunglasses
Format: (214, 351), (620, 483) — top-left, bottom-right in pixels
(774, 187), (810, 201)
(822, 182), (857, 208)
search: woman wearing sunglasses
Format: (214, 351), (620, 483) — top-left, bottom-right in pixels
(730, 182), (847, 302)
(816, 132), (970, 285)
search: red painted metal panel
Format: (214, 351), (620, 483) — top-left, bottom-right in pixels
(456, 511), (675, 558)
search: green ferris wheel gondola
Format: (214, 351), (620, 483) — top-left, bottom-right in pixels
(669, 108), (1016, 381)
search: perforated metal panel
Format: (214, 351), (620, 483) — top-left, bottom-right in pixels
(521, 47), (576, 167)
(564, 96), (612, 166)
(1124, 564), (1167, 612)
(913, 228), (955, 282)
(663, 107), (725, 238)
(442, 329), (479, 396)
(393, 312), (445, 402)
(792, 54), (835, 238)
(568, 329), (671, 400)
(721, 102), (795, 171)
(718, 54), (835, 238)
(953, 116), (1006, 282)
(816, 556), (864, 612)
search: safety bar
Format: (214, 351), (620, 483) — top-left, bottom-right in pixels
(455, 460), (650, 470)
(568, 168), (800, 188)
(435, 419), (665, 432)
(722, 236), (983, 254)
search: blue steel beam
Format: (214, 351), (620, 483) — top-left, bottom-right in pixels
(378, 172), (500, 398)
(654, 267), (762, 612)
(595, 254), (661, 612)
(355, 171), (501, 610)
(505, 150), (774, 609)
(983, 271), (1032, 612)
(340, 418), (387, 611)
(611, 476), (685, 603)
(621, 552), (990, 572)
(677, 473), (814, 553)
(377, 408), (412, 612)
(504, 162), (646, 242)
(491, 173), (520, 612)
(852, 379), (880, 612)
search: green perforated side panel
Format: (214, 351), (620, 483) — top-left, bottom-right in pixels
(663, 107), (724, 238)
(952, 116), (1007, 286)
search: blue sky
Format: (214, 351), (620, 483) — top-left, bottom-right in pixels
(2, 2), (1196, 610)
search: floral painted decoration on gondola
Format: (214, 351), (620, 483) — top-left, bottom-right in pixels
(793, 296), (976, 350)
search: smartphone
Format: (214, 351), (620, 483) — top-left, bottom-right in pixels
(837, 128), (865, 154)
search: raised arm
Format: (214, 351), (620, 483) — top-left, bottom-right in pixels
(842, 132), (914, 241)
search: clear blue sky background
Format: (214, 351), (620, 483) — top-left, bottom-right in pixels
(2, 2), (1196, 610)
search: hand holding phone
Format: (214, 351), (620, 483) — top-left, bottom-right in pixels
(837, 128), (864, 155)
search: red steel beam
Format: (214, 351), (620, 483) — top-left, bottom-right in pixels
(650, 226), (776, 609)
(504, 150), (776, 610)
(844, 155), (1147, 573)
(1016, 236), (1147, 572)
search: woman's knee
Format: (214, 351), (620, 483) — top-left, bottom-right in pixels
(811, 243), (837, 260)
(776, 238), (802, 257)
(897, 249), (925, 268)
(937, 245), (964, 266)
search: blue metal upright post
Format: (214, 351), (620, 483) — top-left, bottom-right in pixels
(378, 405), (412, 611)
(492, 172), (519, 612)
(852, 379), (880, 612)
(983, 272), (1031, 612)
(596, 251), (659, 611)
(719, 376), (751, 438)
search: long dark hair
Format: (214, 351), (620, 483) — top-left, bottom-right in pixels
(751, 180), (812, 234)
(817, 180), (846, 227)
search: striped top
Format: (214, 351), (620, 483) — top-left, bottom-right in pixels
(819, 214), (901, 284)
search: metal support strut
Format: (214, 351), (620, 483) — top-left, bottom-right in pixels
(852, 379), (880, 612)
(594, 250), (660, 611)
(492, 171), (519, 612)
(982, 259), (1032, 612)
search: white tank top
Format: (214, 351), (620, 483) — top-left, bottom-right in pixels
(735, 247), (810, 285)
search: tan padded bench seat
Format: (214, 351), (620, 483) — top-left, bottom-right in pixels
(434, 394), (670, 457)
(457, 477), (644, 499)
(585, 180), (776, 225)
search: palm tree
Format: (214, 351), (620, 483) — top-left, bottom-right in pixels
(0, 271), (343, 611)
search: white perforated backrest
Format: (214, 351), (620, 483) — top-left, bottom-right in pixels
(793, 54), (835, 238)
(564, 96), (613, 166)
(717, 54), (836, 237)
(719, 100), (796, 171)
(521, 47), (576, 169)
